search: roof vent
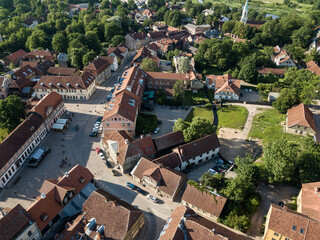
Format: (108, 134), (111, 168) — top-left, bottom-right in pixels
(57, 83), (61, 86)
(40, 193), (46, 199)
(125, 139), (129, 144)
(64, 172), (69, 177)
(66, 83), (70, 87)
(49, 82), (53, 86)
(79, 177), (85, 184)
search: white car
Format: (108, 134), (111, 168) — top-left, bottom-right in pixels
(249, 89), (253, 93)
(147, 194), (158, 203)
(154, 127), (160, 134)
(173, 119), (178, 123)
(245, 89), (248, 93)
(99, 152), (106, 160)
(208, 169), (218, 175)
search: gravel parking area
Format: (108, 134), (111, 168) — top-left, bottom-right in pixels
(146, 103), (192, 137)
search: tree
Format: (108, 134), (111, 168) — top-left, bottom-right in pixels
(173, 118), (189, 132)
(140, 58), (158, 72)
(183, 117), (216, 142)
(82, 51), (96, 67)
(200, 172), (224, 189)
(85, 31), (101, 53)
(69, 48), (85, 69)
(0, 95), (25, 132)
(273, 88), (300, 113)
(176, 57), (190, 73)
(110, 35), (124, 47)
(172, 80), (185, 101)
(105, 21), (122, 42)
(26, 29), (49, 50)
(264, 140), (298, 183)
(238, 63), (258, 83)
(196, 13), (206, 25)
(148, 0), (165, 10)
(52, 32), (68, 53)
(156, 6), (168, 21)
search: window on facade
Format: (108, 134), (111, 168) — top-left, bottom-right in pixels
(115, 118), (117, 121)
(107, 123), (109, 127)
(274, 233), (279, 236)
(122, 123), (125, 127)
(127, 123), (130, 126)
(292, 226), (296, 231)
(28, 231), (32, 237)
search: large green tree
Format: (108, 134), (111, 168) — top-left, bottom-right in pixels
(52, 32), (68, 53)
(140, 58), (158, 72)
(0, 95), (25, 132)
(183, 117), (216, 142)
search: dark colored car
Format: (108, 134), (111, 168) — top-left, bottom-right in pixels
(126, 182), (137, 190)
(157, 119), (162, 125)
(213, 166), (222, 173)
(89, 132), (98, 137)
(182, 169), (192, 174)
(136, 187), (148, 195)
(105, 160), (112, 168)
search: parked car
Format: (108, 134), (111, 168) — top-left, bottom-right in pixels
(89, 132), (97, 137)
(249, 89), (253, 93)
(136, 187), (148, 195)
(154, 127), (160, 134)
(126, 182), (137, 190)
(26, 147), (49, 168)
(213, 166), (222, 173)
(147, 194), (158, 203)
(105, 160), (112, 168)
(95, 148), (101, 154)
(99, 152), (106, 160)
(157, 119), (162, 124)
(110, 169), (118, 176)
(208, 169), (218, 175)
(245, 89), (248, 93)
(162, 105), (166, 109)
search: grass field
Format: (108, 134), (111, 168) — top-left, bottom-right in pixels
(185, 106), (213, 123)
(192, 0), (314, 16)
(182, 89), (214, 106)
(248, 109), (305, 145)
(217, 105), (248, 129)
(0, 128), (8, 141)
(185, 105), (248, 129)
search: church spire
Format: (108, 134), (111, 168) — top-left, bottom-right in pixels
(240, 0), (249, 24)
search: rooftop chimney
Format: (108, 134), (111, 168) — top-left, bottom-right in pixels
(40, 193), (46, 199)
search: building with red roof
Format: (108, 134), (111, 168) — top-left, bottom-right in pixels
(83, 56), (111, 86)
(4, 49), (28, 67)
(206, 74), (241, 100)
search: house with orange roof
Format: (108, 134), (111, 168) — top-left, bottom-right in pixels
(272, 46), (296, 67)
(131, 157), (186, 201)
(83, 56), (111, 85)
(4, 49), (28, 67)
(263, 204), (320, 240)
(146, 71), (186, 89)
(297, 182), (320, 222)
(306, 60), (320, 76)
(125, 32), (151, 50)
(107, 46), (129, 61)
(27, 165), (96, 239)
(206, 74), (241, 100)
(286, 103), (317, 137)
(24, 49), (57, 62)
(131, 46), (159, 69)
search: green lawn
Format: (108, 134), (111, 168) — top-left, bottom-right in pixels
(248, 109), (305, 145)
(185, 106), (213, 123)
(0, 128), (8, 142)
(182, 89), (214, 106)
(217, 105), (249, 129)
(185, 105), (248, 129)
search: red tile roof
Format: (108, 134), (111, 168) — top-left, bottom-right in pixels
(129, 32), (149, 41)
(153, 152), (181, 169)
(210, 73), (241, 96)
(267, 204), (320, 240)
(34, 72), (95, 90)
(83, 57), (111, 76)
(9, 77), (34, 91)
(132, 47), (159, 66)
(182, 184), (227, 218)
(4, 50), (28, 61)
(299, 182), (320, 221)
(132, 157), (186, 197)
(287, 103), (316, 132)
(0, 204), (36, 240)
(25, 49), (57, 60)
(306, 61), (320, 76)
(13, 65), (36, 79)
(30, 92), (63, 120)
(21, 61), (38, 68)
(27, 165), (94, 231)
(47, 67), (79, 76)
(0, 113), (44, 170)
(132, 135), (156, 157)
(174, 134), (220, 162)
(146, 72), (186, 81)
(82, 189), (144, 240)
(257, 67), (287, 76)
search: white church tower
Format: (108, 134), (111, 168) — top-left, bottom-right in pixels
(240, 0), (249, 24)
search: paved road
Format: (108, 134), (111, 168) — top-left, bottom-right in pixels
(0, 54), (181, 240)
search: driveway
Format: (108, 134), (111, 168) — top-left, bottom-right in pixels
(218, 103), (271, 162)
(146, 103), (192, 137)
(247, 183), (300, 239)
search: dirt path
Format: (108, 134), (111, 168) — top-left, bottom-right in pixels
(218, 103), (271, 161)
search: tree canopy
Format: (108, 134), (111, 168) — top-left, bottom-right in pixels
(0, 95), (25, 132)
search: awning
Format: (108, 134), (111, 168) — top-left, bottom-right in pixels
(56, 119), (68, 125)
(52, 123), (65, 130)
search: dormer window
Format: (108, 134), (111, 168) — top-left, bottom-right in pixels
(79, 177), (85, 184)
(40, 213), (48, 222)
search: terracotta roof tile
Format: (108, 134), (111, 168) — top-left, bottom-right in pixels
(82, 189), (144, 240)
(132, 157), (186, 197)
(47, 67), (79, 76)
(287, 103), (316, 132)
(299, 182), (320, 221)
(306, 61), (320, 76)
(267, 204), (320, 240)
(34, 72), (95, 90)
(132, 135), (156, 157)
(9, 77), (34, 91)
(25, 49), (57, 60)
(129, 32), (149, 41)
(5, 49), (28, 61)
(13, 65), (36, 79)
(173, 134), (220, 162)
(182, 184), (227, 218)
(146, 72), (186, 81)
(21, 61), (38, 68)
(0, 204), (36, 240)
(153, 152), (181, 169)
(0, 113), (44, 170)
(83, 57), (111, 75)
(257, 67), (287, 76)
